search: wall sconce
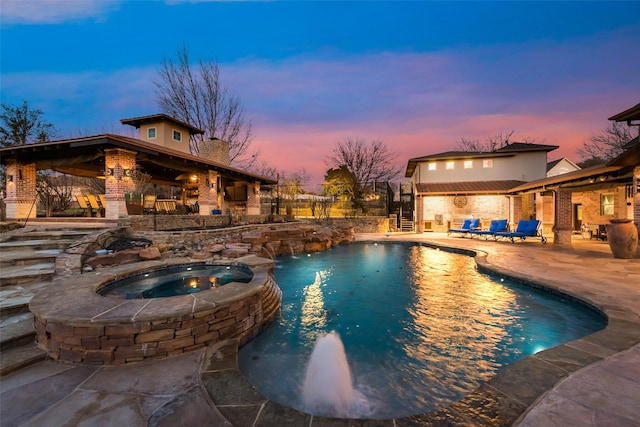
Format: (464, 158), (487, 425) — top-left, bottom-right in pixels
(206, 178), (216, 189)
(7, 175), (13, 184)
(105, 167), (114, 177)
(123, 168), (133, 178)
(190, 175), (198, 183)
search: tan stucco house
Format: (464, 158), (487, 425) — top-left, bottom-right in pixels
(405, 142), (559, 232)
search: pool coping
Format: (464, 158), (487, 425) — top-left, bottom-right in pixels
(200, 239), (640, 426)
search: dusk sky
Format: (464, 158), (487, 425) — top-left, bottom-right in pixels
(2, 1), (639, 187)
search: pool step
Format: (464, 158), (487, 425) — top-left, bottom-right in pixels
(0, 248), (63, 267)
(0, 238), (78, 252)
(0, 226), (101, 375)
(0, 312), (36, 350)
(0, 263), (56, 287)
(1, 230), (95, 242)
(0, 343), (46, 377)
(0, 282), (50, 318)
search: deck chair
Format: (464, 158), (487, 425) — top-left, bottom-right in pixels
(469, 219), (508, 240)
(495, 219), (547, 244)
(76, 195), (94, 217)
(143, 195), (156, 214)
(447, 218), (480, 237)
(86, 195), (103, 217)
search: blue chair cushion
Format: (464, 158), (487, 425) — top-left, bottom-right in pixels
(460, 219), (472, 229)
(489, 219), (508, 232)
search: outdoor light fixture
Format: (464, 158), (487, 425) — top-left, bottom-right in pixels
(190, 175), (198, 183)
(206, 178), (216, 189)
(105, 167), (114, 177)
(123, 168), (133, 178)
(7, 175), (13, 183)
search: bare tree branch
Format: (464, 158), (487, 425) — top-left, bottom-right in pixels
(577, 121), (634, 163)
(455, 130), (519, 152)
(326, 137), (401, 189)
(154, 46), (256, 168)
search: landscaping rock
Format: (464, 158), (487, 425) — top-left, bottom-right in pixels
(139, 247), (161, 260)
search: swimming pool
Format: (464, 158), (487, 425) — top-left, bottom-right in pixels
(238, 241), (606, 419)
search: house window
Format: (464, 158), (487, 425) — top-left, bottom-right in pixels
(601, 193), (614, 215)
(445, 161), (454, 170)
(173, 130), (182, 142)
(483, 159), (493, 168)
(428, 163), (436, 171)
(147, 128), (156, 139)
(464, 160), (473, 169)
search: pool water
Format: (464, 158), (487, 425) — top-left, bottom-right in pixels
(238, 242), (606, 419)
(98, 263), (254, 299)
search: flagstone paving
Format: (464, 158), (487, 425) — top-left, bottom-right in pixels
(0, 231), (638, 426)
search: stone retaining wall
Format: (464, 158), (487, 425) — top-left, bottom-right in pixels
(32, 257), (281, 365)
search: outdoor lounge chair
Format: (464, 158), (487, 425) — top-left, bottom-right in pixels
(447, 218), (481, 237)
(494, 219), (547, 244)
(143, 194), (157, 214)
(76, 195), (95, 217)
(469, 219), (508, 240)
(86, 194), (103, 217)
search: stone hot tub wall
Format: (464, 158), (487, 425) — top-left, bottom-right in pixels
(30, 256), (281, 365)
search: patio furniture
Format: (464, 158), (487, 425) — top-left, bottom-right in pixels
(143, 195), (157, 214)
(86, 195), (103, 217)
(447, 218), (481, 237)
(155, 199), (178, 214)
(469, 219), (509, 240)
(495, 219), (547, 244)
(593, 224), (608, 241)
(76, 195), (95, 217)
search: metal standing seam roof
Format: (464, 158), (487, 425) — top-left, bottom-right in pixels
(120, 114), (205, 135)
(415, 180), (526, 195)
(608, 102), (640, 123)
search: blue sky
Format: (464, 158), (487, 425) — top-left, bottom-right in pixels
(2, 0), (639, 186)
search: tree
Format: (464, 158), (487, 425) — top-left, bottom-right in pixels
(280, 169), (310, 200)
(0, 100), (56, 147)
(325, 138), (400, 214)
(154, 46), (256, 168)
(326, 137), (401, 188)
(577, 121), (634, 165)
(455, 130), (540, 152)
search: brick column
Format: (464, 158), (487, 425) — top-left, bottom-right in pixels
(197, 171), (220, 215)
(4, 162), (37, 220)
(553, 188), (573, 246)
(246, 182), (261, 215)
(104, 149), (137, 219)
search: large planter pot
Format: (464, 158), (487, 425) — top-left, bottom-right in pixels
(607, 219), (638, 259)
(125, 193), (144, 215)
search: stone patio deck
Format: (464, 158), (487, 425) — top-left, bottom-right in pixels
(1, 231), (639, 426)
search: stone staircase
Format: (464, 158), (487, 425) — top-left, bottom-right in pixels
(0, 226), (102, 376)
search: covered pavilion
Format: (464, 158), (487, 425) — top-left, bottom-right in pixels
(1, 114), (277, 221)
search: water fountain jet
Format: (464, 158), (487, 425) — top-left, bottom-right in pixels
(303, 331), (358, 418)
